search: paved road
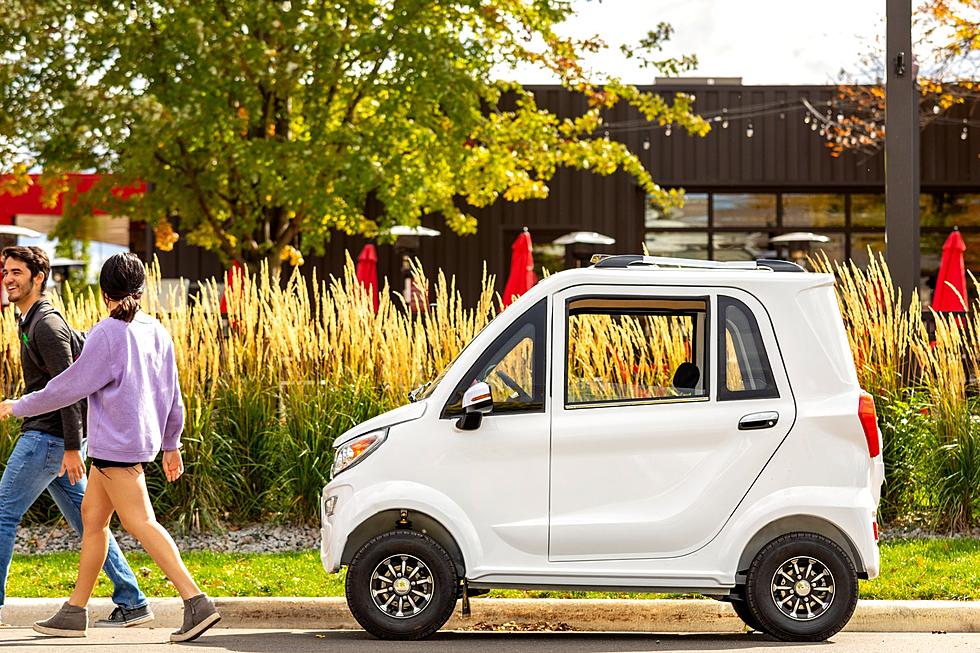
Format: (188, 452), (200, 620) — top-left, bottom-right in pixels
(2, 629), (978, 652)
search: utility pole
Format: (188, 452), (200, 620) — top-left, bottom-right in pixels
(885, 0), (920, 304)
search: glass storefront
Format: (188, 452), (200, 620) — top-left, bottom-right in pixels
(644, 192), (980, 276)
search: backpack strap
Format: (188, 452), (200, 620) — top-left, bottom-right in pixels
(24, 303), (71, 374)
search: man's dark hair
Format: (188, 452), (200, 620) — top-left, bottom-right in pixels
(1, 245), (50, 289)
(100, 252), (146, 323)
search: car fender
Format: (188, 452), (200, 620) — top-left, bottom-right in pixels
(717, 486), (877, 575)
(338, 480), (484, 570)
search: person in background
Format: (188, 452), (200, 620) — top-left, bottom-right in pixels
(0, 246), (150, 629)
(0, 252), (220, 642)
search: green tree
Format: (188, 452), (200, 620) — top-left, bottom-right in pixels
(0, 1), (708, 268)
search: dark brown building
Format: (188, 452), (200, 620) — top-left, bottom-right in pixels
(148, 84), (980, 305)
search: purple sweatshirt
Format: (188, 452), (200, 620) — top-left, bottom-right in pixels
(12, 311), (184, 462)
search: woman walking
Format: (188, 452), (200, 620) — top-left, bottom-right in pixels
(0, 253), (219, 642)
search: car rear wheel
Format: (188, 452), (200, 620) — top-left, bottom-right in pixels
(744, 532), (858, 642)
(346, 530), (458, 640)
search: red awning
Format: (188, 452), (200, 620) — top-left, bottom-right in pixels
(0, 173), (144, 225)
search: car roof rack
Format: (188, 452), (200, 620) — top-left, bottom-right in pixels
(590, 254), (806, 273)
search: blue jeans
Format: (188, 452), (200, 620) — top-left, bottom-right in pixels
(0, 430), (148, 610)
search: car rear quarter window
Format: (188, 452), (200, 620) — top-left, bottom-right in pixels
(718, 296), (779, 401)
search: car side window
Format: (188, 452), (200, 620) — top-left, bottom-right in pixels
(565, 296), (708, 407)
(442, 299), (547, 417)
(718, 296), (779, 400)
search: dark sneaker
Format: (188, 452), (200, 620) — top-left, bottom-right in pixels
(33, 602), (88, 637)
(170, 594), (220, 643)
(94, 604), (155, 628)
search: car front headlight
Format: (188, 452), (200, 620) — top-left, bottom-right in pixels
(331, 429), (387, 479)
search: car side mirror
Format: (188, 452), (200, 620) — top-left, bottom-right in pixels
(456, 382), (492, 431)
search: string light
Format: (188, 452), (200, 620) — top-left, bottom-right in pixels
(963, 127), (969, 141)
(722, 119), (729, 129)
(642, 139), (650, 150)
(664, 124), (672, 137)
(933, 104), (941, 114)
(804, 114), (811, 124)
(811, 123), (818, 131)
(745, 122), (754, 138)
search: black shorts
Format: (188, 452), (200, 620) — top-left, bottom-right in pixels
(90, 458), (149, 471)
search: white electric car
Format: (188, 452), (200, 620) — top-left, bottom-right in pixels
(321, 254), (884, 642)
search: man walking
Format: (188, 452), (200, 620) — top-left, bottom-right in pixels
(0, 246), (151, 627)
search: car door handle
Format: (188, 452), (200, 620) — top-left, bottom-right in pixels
(739, 411), (779, 430)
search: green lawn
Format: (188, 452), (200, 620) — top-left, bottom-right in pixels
(8, 538), (980, 601)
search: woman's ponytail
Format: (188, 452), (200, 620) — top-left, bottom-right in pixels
(110, 294), (141, 323)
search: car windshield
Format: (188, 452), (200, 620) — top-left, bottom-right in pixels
(414, 319), (495, 401)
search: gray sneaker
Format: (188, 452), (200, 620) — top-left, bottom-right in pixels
(170, 594), (220, 643)
(33, 602), (88, 637)
(94, 604), (155, 628)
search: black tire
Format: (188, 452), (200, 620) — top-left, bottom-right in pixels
(744, 532), (858, 642)
(346, 530), (458, 640)
(729, 596), (765, 632)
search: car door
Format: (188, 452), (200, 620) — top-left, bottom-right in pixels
(548, 284), (796, 561)
(433, 298), (553, 564)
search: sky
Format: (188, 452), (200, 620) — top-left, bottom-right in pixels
(515, 0), (887, 85)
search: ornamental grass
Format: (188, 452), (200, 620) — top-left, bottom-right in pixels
(1, 251), (979, 530)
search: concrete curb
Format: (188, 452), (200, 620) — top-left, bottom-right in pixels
(3, 598), (980, 632)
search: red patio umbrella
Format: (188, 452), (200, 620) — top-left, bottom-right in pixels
(219, 261), (244, 315)
(356, 244), (379, 312)
(932, 229), (968, 312)
(502, 230), (537, 307)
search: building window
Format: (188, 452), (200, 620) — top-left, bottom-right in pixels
(713, 232), (770, 261)
(645, 231), (709, 259)
(852, 194), (886, 227)
(850, 232), (886, 269)
(921, 193), (980, 228)
(713, 193), (776, 227)
(782, 194), (845, 228)
(645, 193), (708, 228)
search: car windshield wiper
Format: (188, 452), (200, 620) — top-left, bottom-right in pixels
(408, 381), (432, 403)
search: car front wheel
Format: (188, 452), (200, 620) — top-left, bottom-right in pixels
(743, 532), (858, 642)
(346, 530), (458, 640)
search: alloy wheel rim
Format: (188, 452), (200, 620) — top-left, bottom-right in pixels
(369, 554), (435, 619)
(770, 556), (836, 621)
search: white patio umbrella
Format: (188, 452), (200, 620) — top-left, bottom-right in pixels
(769, 232), (831, 244)
(552, 231), (616, 246)
(383, 225), (441, 238)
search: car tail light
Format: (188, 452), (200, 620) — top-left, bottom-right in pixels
(858, 393), (880, 458)
(873, 521), (879, 541)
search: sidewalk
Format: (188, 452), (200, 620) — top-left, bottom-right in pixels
(4, 598), (980, 632)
